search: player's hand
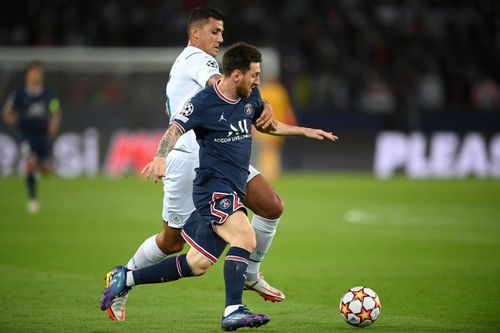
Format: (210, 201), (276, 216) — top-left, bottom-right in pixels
(141, 157), (166, 182)
(2, 108), (17, 126)
(255, 102), (278, 131)
(302, 128), (339, 141)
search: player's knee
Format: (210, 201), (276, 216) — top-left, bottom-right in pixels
(26, 159), (37, 173)
(157, 231), (184, 255)
(262, 195), (284, 220)
(158, 240), (184, 255)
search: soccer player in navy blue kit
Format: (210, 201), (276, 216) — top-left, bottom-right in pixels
(2, 61), (61, 213)
(101, 42), (337, 330)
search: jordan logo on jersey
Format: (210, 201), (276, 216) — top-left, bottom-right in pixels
(218, 112), (227, 122)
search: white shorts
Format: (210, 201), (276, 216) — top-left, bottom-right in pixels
(162, 150), (260, 228)
(247, 164), (260, 182)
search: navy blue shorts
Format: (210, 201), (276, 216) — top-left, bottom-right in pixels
(181, 178), (247, 264)
(21, 134), (50, 161)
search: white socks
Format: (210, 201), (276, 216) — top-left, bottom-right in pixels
(224, 304), (242, 317)
(126, 234), (167, 270)
(126, 271), (135, 287)
(247, 215), (279, 279)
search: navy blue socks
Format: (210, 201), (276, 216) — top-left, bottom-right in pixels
(223, 247), (250, 307)
(132, 254), (193, 285)
(26, 172), (36, 199)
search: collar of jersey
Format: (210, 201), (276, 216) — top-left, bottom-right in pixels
(214, 81), (241, 104)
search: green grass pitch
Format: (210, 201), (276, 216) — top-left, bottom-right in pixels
(0, 174), (499, 332)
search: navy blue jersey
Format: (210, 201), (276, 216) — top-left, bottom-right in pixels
(9, 86), (60, 137)
(172, 83), (264, 200)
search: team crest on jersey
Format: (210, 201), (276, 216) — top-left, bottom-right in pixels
(181, 102), (194, 116)
(169, 214), (184, 227)
(210, 192), (245, 224)
(220, 198), (231, 209)
(206, 60), (218, 69)
(244, 103), (254, 116)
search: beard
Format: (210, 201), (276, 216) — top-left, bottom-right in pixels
(236, 84), (252, 98)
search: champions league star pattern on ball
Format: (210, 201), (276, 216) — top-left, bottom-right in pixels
(339, 286), (381, 327)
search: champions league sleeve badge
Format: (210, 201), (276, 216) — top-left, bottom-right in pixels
(206, 59), (218, 69)
(181, 102), (194, 117)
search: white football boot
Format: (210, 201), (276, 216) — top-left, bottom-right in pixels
(244, 273), (285, 302)
(104, 270), (129, 321)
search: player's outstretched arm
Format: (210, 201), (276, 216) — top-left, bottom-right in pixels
(256, 120), (338, 142)
(141, 124), (183, 182)
(48, 109), (61, 138)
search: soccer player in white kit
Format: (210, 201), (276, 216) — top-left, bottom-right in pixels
(104, 7), (286, 321)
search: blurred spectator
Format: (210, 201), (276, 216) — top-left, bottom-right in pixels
(471, 77), (500, 111)
(0, 0), (498, 114)
(326, 64), (350, 111)
(360, 73), (396, 114)
(416, 67), (445, 111)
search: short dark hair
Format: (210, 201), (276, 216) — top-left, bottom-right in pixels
(187, 6), (225, 33)
(222, 42), (262, 76)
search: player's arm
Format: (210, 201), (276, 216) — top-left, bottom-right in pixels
(246, 87), (277, 131)
(2, 105), (17, 126)
(141, 124), (183, 181)
(207, 74), (222, 87)
(48, 97), (61, 138)
(256, 120), (338, 142)
(254, 100), (277, 131)
(2, 93), (18, 126)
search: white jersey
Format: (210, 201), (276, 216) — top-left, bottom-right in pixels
(166, 46), (221, 155)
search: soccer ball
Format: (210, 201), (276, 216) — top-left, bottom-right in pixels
(339, 286), (381, 327)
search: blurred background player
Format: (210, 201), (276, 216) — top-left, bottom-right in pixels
(254, 69), (297, 182)
(2, 61), (61, 213)
(103, 7), (286, 321)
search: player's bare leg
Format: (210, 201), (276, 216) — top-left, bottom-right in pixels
(243, 174), (285, 302)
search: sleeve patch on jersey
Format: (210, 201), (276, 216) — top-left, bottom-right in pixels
(181, 102), (194, 117)
(49, 98), (60, 113)
(206, 60), (218, 69)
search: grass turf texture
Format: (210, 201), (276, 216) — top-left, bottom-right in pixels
(0, 174), (499, 333)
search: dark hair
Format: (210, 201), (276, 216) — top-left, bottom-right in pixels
(187, 6), (225, 33)
(222, 42), (262, 76)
